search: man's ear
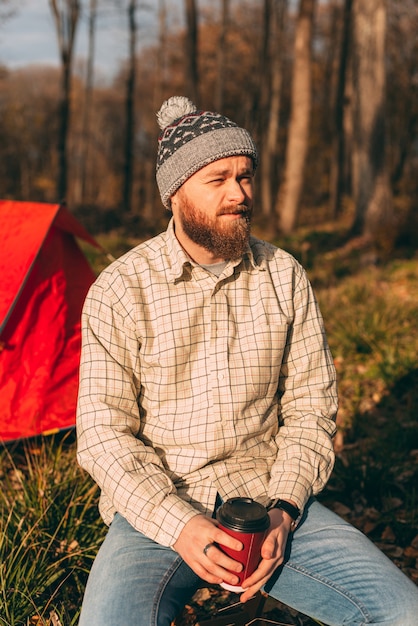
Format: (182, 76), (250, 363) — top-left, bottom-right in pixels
(169, 191), (179, 212)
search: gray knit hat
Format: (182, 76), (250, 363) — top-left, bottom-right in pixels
(156, 96), (258, 208)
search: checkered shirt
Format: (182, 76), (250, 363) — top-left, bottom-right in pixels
(76, 219), (338, 547)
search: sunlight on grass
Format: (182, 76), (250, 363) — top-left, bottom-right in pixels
(315, 263), (418, 435)
(0, 437), (105, 626)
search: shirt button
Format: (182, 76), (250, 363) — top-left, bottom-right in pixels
(218, 373), (225, 381)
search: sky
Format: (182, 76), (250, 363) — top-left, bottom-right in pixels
(0, 0), (183, 81)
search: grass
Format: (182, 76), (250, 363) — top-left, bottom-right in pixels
(0, 435), (106, 626)
(316, 260), (418, 436)
(2, 232), (418, 625)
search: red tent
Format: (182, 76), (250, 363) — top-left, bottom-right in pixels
(0, 200), (102, 442)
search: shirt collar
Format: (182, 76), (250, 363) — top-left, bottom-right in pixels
(165, 218), (193, 282)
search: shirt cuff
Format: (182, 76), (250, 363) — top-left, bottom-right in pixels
(138, 494), (203, 547)
(268, 472), (313, 513)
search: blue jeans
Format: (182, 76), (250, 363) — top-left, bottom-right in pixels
(78, 499), (418, 625)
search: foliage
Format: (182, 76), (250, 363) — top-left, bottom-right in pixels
(0, 435), (105, 626)
(0, 1), (418, 245)
(315, 257), (418, 433)
(313, 254), (418, 589)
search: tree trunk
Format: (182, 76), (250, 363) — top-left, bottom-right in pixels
(329, 0), (352, 219)
(276, 0), (316, 235)
(49, 0), (80, 202)
(144, 0), (167, 218)
(184, 0), (199, 103)
(123, 0), (137, 213)
(154, 0), (167, 111)
(216, 0), (229, 112)
(79, 0), (98, 205)
(351, 0), (394, 247)
(260, 0), (287, 219)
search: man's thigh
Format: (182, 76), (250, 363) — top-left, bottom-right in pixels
(265, 499), (418, 626)
(79, 513), (200, 626)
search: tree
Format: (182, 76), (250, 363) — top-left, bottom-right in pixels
(276, 0), (316, 235)
(387, 0), (418, 191)
(49, 0), (81, 201)
(122, 0), (138, 213)
(215, 0), (229, 111)
(260, 0), (287, 219)
(184, 0), (199, 103)
(79, 0), (98, 205)
(351, 0), (394, 247)
(328, 0), (352, 218)
(154, 0), (167, 109)
(0, 67), (61, 201)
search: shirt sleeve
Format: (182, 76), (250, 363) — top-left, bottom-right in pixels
(268, 266), (338, 512)
(76, 278), (200, 547)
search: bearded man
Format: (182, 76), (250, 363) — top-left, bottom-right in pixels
(76, 97), (418, 626)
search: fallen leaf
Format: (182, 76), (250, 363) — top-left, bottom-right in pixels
(192, 588), (211, 604)
(363, 520), (379, 534)
(381, 526), (396, 542)
(331, 502), (351, 517)
(382, 497), (403, 511)
(49, 611), (63, 626)
(404, 546), (418, 559)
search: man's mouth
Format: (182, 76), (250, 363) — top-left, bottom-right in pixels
(218, 206), (248, 217)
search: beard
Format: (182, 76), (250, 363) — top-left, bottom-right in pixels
(177, 196), (252, 261)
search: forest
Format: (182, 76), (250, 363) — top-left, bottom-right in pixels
(0, 1), (417, 625)
(0, 0), (417, 253)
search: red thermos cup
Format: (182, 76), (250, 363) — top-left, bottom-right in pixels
(216, 497), (270, 592)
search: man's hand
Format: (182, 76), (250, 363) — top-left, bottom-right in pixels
(173, 514), (244, 587)
(239, 507), (294, 602)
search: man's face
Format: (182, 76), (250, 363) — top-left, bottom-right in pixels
(170, 155), (254, 262)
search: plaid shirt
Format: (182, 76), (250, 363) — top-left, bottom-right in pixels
(77, 219), (337, 547)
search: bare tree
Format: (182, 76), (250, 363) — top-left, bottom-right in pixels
(79, 0), (98, 204)
(0, 68), (60, 202)
(276, 0), (316, 235)
(216, 0), (229, 111)
(387, 0), (418, 189)
(49, 0), (81, 201)
(140, 0), (168, 219)
(154, 0), (167, 110)
(328, 0), (352, 218)
(351, 0), (394, 247)
(184, 0), (199, 103)
(260, 0), (287, 219)
(123, 0), (138, 213)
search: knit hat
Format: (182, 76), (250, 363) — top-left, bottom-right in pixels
(156, 96), (258, 208)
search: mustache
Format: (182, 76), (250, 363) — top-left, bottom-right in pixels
(217, 204), (251, 216)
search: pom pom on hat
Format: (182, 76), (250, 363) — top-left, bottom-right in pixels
(157, 96), (197, 130)
(155, 96), (258, 208)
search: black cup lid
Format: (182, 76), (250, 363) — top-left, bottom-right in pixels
(216, 497), (270, 532)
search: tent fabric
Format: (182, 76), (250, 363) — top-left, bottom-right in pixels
(0, 200), (102, 442)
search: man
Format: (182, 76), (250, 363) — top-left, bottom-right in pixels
(77, 96), (418, 625)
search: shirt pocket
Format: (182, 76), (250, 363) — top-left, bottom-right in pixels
(232, 322), (289, 398)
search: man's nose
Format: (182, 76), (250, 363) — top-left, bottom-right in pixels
(225, 179), (247, 203)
